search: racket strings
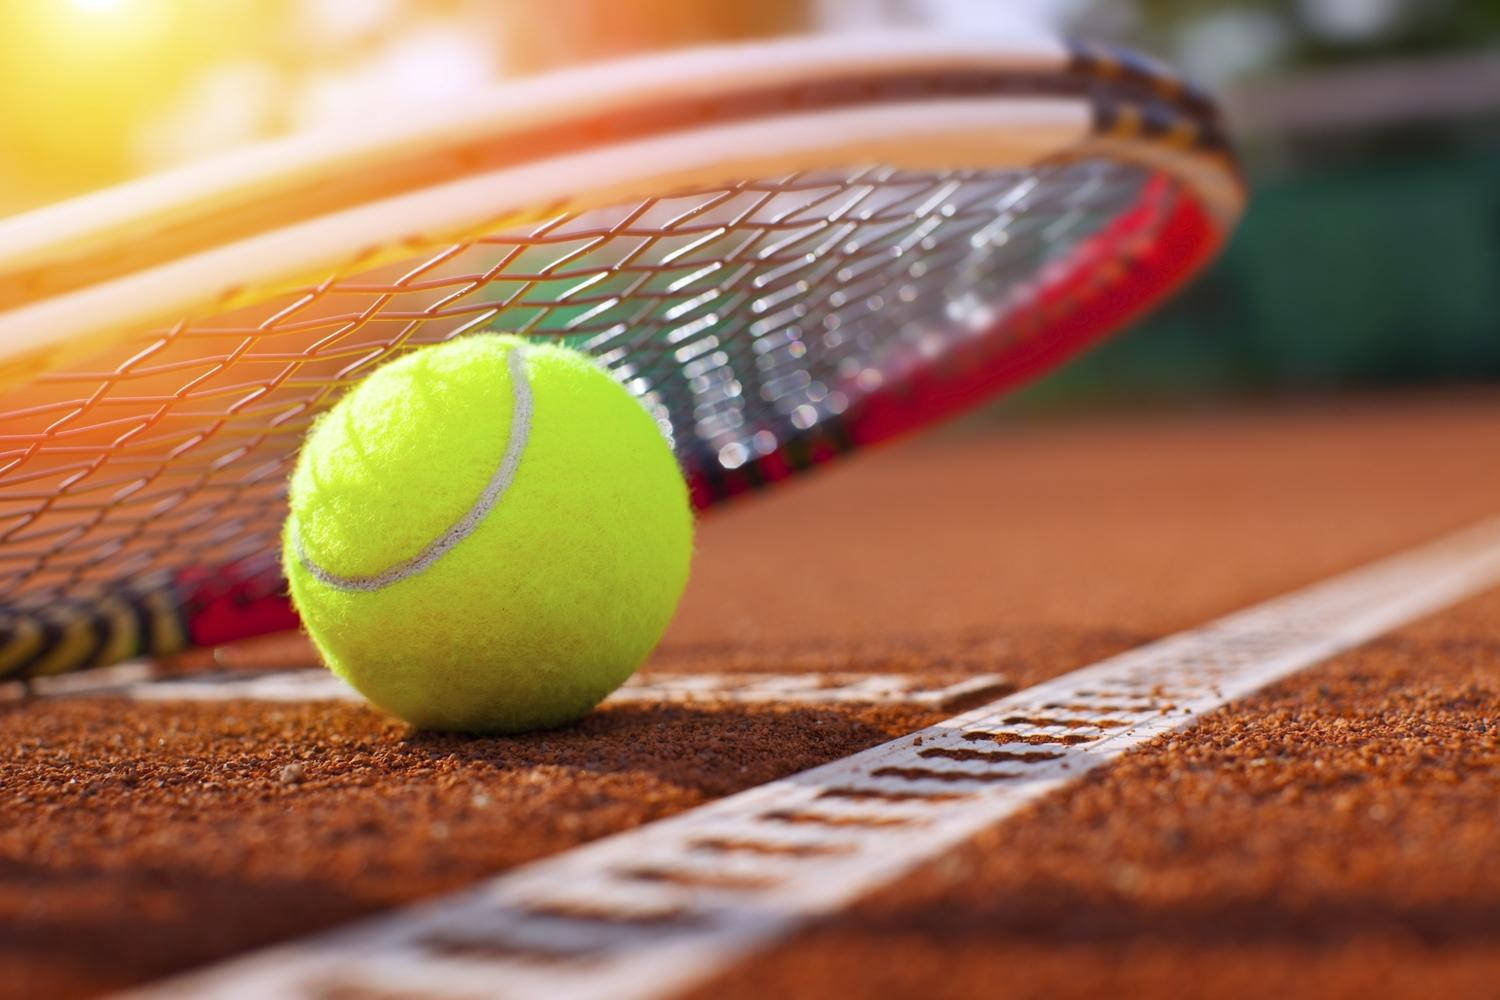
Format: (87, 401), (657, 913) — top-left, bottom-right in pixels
(0, 160), (1156, 615)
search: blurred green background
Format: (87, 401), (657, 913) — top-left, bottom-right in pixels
(1, 0), (1496, 401)
(1017, 0), (1500, 406)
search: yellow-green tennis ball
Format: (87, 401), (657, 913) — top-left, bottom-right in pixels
(281, 333), (692, 733)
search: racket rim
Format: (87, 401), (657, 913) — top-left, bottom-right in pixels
(0, 30), (1245, 676)
(0, 30), (1241, 390)
(0, 30), (1222, 275)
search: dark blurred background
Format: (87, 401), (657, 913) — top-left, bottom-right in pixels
(1035, 0), (1500, 406)
(2, 0), (1496, 402)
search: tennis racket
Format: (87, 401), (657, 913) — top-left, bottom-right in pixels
(0, 32), (1243, 680)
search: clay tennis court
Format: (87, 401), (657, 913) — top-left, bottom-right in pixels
(7, 391), (1499, 999)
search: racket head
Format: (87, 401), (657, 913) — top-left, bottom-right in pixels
(0, 33), (1244, 678)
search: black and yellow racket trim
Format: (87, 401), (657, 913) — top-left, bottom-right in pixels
(1, 579), (189, 681)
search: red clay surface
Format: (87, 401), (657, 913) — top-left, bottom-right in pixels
(4, 391), (1500, 998)
(689, 587), (1500, 1000)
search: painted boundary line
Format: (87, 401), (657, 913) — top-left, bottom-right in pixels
(128, 518), (1500, 1000)
(9, 668), (1012, 711)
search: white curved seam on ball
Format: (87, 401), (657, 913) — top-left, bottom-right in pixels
(293, 344), (533, 592)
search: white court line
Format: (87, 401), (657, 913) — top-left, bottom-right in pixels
(14, 669), (1011, 711)
(127, 518), (1500, 1000)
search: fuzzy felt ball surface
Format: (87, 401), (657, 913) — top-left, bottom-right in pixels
(282, 334), (693, 733)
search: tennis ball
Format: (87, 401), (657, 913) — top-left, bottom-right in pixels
(281, 334), (692, 733)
